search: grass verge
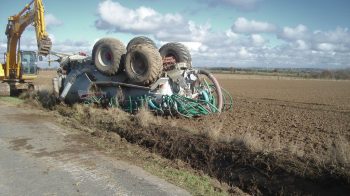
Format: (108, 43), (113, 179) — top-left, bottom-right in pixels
(50, 104), (233, 195)
(0, 96), (24, 105)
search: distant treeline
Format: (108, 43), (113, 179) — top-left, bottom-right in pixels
(198, 67), (350, 80)
(37, 67), (57, 71)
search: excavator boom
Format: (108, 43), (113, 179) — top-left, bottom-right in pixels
(5, 0), (52, 56)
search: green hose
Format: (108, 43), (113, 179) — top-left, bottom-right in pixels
(81, 84), (233, 118)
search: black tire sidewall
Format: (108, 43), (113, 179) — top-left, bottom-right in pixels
(127, 36), (157, 51)
(125, 44), (162, 85)
(92, 38), (126, 75)
(159, 42), (192, 68)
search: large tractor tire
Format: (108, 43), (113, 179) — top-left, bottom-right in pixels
(92, 38), (126, 75)
(126, 36), (157, 51)
(125, 44), (163, 85)
(159, 42), (192, 68)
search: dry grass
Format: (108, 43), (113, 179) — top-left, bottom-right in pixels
(222, 131), (349, 170)
(330, 136), (350, 166)
(19, 89), (57, 110)
(235, 132), (263, 152)
(200, 121), (223, 141)
(286, 142), (306, 158)
(134, 108), (162, 127)
(73, 104), (130, 128)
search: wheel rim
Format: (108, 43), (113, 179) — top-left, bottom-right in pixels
(131, 52), (147, 76)
(98, 47), (113, 67)
(197, 70), (223, 112)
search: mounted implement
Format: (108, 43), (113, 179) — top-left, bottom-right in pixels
(53, 37), (232, 117)
(0, 0), (52, 96)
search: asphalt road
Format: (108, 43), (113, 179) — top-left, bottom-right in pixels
(0, 102), (190, 196)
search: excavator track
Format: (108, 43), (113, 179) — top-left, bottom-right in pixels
(0, 82), (10, 96)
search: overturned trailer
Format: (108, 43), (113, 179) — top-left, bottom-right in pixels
(53, 37), (232, 117)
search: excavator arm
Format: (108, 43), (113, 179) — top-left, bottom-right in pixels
(4, 0), (52, 79)
(33, 0), (52, 56)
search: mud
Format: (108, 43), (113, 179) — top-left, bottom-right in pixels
(9, 138), (33, 150)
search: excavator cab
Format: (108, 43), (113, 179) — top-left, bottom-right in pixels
(20, 51), (38, 76)
(0, 50), (38, 96)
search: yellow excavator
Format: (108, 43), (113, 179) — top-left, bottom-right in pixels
(0, 0), (52, 96)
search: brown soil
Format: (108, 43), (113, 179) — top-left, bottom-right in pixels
(217, 75), (350, 164)
(33, 70), (57, 90)
(33, 71), (350, 195)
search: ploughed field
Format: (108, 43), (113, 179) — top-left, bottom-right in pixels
(212, 74), (350, 161)
(35, 71), (350, 195)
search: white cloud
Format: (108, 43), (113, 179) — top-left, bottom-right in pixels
(295, 40), (308, 50)
(15, 34), (91, 55)
(225, 29), (239, 40)
(317, 43), (336, 51)
(278, 26), (350, 53)
(280, 24), (307, 40)
(155, 21), (212, 42)
(95, 0), (183, 34)
(314, 27), (350, 44)
(18, 36), (38, 51)
(231, 17), (276, 33)
(238, 47), (251, 58)
(312, 28), (350, 52)
(251, 34), (265, 46)
(45, 13), (63, 27)
(95, 0), (213, 43)
(52, 40), (91, 54)
(180, 42), (205, 52)
(191, 27), (350, 68)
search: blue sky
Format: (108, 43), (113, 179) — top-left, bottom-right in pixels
(1, 0), (350, 68)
